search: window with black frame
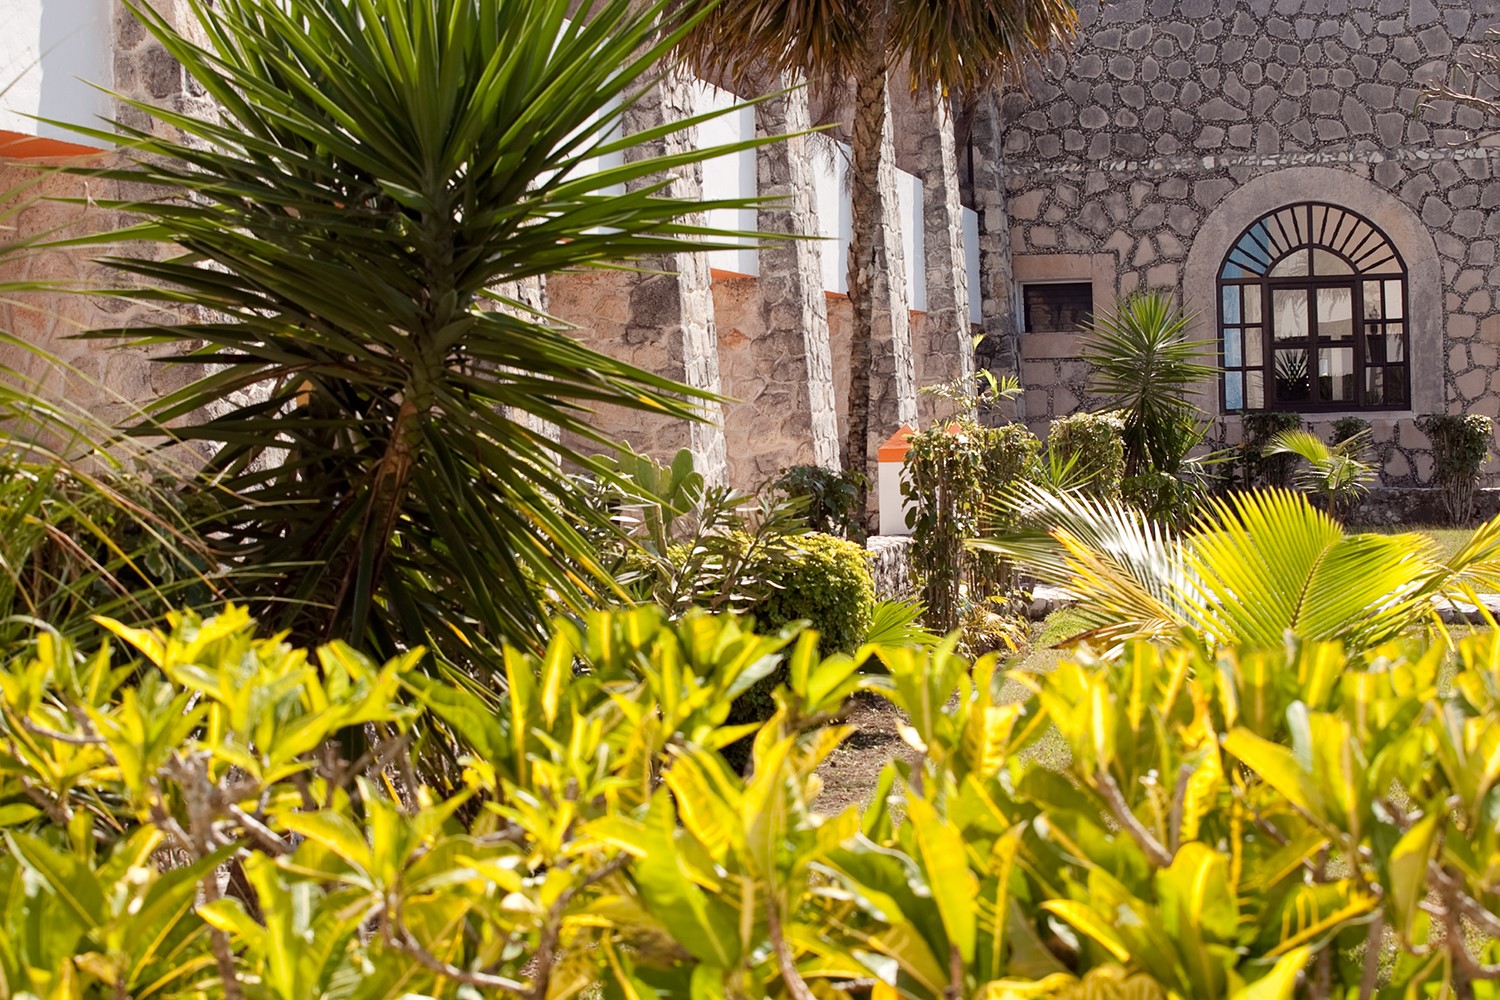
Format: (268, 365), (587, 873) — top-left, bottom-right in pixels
(1218, 203), (1409, 412)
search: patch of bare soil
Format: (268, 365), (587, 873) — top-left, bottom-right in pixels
(814, 692), (922, 815)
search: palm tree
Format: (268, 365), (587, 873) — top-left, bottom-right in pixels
(1081, 290), (1219, 477)
(54, 0), (776, 676)
(1264, 428), (1375, 522)
(977, 486), (1500, 652)
(674, 0), (1078, 518)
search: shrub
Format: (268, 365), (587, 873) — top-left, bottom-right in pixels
(905, 421), (1041, 629)
(1121, 469), (1197, 527)
(1082, 290), (1218, 476)
(766, 464), (864, 538)
(1265, 427), (1375, 522)
(1242, 411), (1302, 487)
(1331, 414), (1371, 445)
(1046, 410), (1125, 499)
(1417, 412), (1494, 523)
(11, 605), (1498, 998)
(748, 531), (875, 655)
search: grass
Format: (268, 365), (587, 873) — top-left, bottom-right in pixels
(1358, 524), (1475, 563)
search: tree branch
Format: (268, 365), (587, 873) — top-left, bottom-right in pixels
(1095, 769), (1174, 868)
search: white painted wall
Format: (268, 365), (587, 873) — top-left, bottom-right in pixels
(692, 82), (758, 277)
(963, 207), (981, 324)
(0, 0), (114, 142)
(811, 135), (850, 295)
(897, 171), (924, 312)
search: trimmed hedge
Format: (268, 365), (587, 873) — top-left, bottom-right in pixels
(1047, 411), (1126, 499)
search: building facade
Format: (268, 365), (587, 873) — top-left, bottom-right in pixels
(23, 0), (1497, 496)
(1000, 0), (1500, 484)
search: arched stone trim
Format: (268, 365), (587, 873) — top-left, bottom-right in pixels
(1184, 166), (1442, 418)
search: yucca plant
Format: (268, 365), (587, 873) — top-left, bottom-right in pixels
(52, 0), (780, 674)
(1082, 290), (1219, 477)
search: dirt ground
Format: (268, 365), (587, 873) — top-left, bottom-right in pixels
(812, 617), (1080, 815)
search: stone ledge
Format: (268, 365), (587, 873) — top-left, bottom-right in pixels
(866, 535), (914, 601)
(1351, 487), (1500, 526)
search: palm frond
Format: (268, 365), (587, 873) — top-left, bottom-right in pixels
(981, 486), (1458, 654)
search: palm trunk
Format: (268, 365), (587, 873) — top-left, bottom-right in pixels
(844, 44), (888, 527)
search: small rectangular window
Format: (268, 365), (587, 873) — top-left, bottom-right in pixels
(1021, 282), (1093, 333)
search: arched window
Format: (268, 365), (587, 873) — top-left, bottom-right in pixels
(1219, 203), (1409, 412)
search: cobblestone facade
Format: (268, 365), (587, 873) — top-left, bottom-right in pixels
(1001, 0), (1500, 485)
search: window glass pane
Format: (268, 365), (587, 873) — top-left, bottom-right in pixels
(1316, 286), (1354, 341)
(1225, 371), (1244, 410)
(1273, 289), (1309, 340)
(1233, 232), (1271, 274)
(1245, 328), (1264, 366)
(1223, 327), (1242, 367)
(1022, 282), (1094, 333)
(1274, 349), (1311, 402)
(1386, 323), (1405, 362)
(1311, 204), (1330, 242)
(1318, 347), (1355, 402)
(1313, 249), (1354, 275)
(1363, 281), (1383, 319)
(1365, 325), (1388, 364)
(1270, 249), (1310, 277)
(1247, 370), (1265, 409)
(1244, 288), (1262, 323)
(1364, 367), (1384, 406)
(1222, 285), (1241, 324)
(1385, 280), (1404, 319)
(1384, 367), (1408, 406)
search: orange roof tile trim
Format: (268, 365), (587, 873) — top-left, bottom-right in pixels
(878, 423), (968, 462)
(877, 424), (917, 463)
(0, 130), (104, 160)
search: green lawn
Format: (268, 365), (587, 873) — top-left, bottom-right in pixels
(1359, 524), (1475, 562)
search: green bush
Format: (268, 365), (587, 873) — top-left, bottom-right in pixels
(1330, 414), (1371, 445)
(1242, 411), (1303, 487)
(1120, 469), (1197, 527)
(905, 421), (1041, 629)
(1418, 412), (1494, 523)
(766, 464), (864, 539)
(748, 531), (875, 655)
(725, 532), (876, 743)
(1047, 410), (1125, 499)
(11, 604), (1499, 999)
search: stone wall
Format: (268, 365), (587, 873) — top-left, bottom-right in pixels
(0, 1), (212, 441)
(1000, 0), (1500, 486)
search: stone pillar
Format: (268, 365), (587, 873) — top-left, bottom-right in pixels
(617, 69), (729, 486)
(495, 276), (562, 446)
(910, 89), (973, 423)
(743, 79), (840, 474)
(969, 88), (1023, 422)
(863, 84), (919, 480)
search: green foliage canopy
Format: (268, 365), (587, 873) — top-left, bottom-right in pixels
(60, 0), (776, 672)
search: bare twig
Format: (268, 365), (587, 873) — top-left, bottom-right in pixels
(1358, 914), (1385, 1000)
(767, 901), (818, 1000)
(1095, 769), (1174, 868)
(390, 920), (528, 994)
(528, 855), (631, 1000)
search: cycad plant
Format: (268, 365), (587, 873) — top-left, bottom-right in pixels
(1082, 290), (1219, 476)
(56, 0), (776, 673)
